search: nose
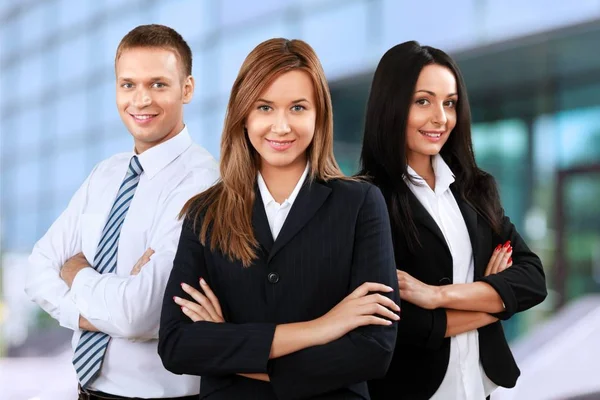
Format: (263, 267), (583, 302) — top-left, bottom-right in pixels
(132, 88), (152, 108)
(271, 112), (291, 135)
(431, 104), (448, 126)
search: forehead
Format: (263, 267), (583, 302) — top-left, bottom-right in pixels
(116, 47), (183, 79)
(415, 64), (457, 94)
(260, 69), (315, 100)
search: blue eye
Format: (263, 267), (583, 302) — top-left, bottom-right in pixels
(152, 82), (166, 88)
(258, 105), (272, 112)
(291, 105), (305, 112)
(121, 83), (133, 89)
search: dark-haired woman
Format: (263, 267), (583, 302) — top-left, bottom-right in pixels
(360, 41), (547, 399)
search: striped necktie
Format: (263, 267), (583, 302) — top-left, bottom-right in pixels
(73, 155), (143, 387)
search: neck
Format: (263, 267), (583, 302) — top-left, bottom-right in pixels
(408, 152), (434, 178)
(260, 158), (307, 204)
(134, 121), (184, 154)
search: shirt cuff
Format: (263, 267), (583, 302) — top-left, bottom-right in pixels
(58, 294), (80, 330)
(71, 267), (100, 317)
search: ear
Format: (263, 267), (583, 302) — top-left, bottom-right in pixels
(182, 75), (195, 104)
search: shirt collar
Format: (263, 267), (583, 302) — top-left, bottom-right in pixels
(257, 163), (310, 208)
(406, 154), (455, 195)
(134, 125), (192, 180)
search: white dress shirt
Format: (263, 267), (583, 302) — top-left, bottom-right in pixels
(405, 154), (497, 400)
(257, 163), (309, 240)
(25, 127), (219, 397)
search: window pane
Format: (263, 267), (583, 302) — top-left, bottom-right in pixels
(216, 17), (290, 98)
(17, 51), (45, 103)
(151, 0), (215, 40)
(19, 2), (51, 49)
(56, 91), (88, 140)
(472, 119), (529, 224)
(301, 2), (370, 80)
(57, 34), (90, 85)
(57, 0), (98, 30)
(220, 0), (287, 26)
(383, 0), (477, 51)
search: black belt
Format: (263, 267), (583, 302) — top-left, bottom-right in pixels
(78, 386), (198, 400)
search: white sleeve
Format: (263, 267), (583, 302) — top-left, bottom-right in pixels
(69, 180), (214, 339)
(24, 165), (99, 331)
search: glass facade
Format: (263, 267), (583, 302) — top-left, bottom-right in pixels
(1, 0), (600, 351)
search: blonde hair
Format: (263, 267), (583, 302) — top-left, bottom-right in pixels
(181, 38), (346, 266)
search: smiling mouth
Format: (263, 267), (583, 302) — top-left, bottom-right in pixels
(267, 139), (294, 147)
(419, 130), (443, 138)
(130, 113), (158, 121)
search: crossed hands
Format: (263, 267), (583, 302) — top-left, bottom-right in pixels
(396, 240), (513, 309)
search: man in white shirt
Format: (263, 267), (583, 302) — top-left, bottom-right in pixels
(24, 24), (219, 399)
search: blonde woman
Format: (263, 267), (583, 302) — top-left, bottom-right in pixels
(158, 38), (400, 399)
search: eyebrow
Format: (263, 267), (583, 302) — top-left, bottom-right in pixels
(415, 90), (458, 97)
(256, 98), (310, 104)
(119, 76), (172, 82)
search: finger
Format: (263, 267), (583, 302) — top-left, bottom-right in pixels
(485, 244), (502, 276)
(359, 293), (400, 311)
(491, 242), (510, 275)
(349, 282), (394, 299)
(174, 296), (212, 321)
(358, 315), (395, 327)
(181, 283), (220, 321)
(131, 261), (142, 275)
(181, 306), (203, 322)
(199, 278), (223, 318)
(497, 250), (512, 273)
(361, 303), (400, 321)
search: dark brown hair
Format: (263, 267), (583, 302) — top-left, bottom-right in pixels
(359, 41), (503, 251)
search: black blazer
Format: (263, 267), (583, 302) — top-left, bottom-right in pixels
(368, 183), (547, 400)
(159, 179), (399, 400)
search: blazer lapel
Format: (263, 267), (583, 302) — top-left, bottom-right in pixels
(268, 180), (331, 262)
(252, 186), (274, 254)
(450, 183), (479, 265)
(407, 189), (451, 257)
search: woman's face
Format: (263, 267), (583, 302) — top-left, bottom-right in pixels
(406, 64), (458, 161)
(246, 69), (316, 174)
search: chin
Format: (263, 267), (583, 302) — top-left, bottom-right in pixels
(261, 154), (302, 169)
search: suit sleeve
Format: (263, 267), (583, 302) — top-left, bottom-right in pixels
(268, 185), (399, 399)
(478, 212), (547, 320)
(396, 300), (448, 350)
(158, 217), (276, 376)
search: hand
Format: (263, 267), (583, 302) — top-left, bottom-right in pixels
(313, 282), (400, 345)
(173, 278), (225, 323)
(485, 240), (513, 276)
(60, 252), (91, 288)
(79, 316), (99, 332)
(397, 270), (441, 310)
(130, 248), (154, 275)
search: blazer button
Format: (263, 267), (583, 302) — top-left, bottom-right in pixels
(439, 277), (451, 285)
(267, 272), (280, 284)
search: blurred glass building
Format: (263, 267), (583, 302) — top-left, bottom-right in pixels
(1, 0), (600, 357)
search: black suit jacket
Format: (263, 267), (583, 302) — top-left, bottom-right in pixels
(159, 179), (399, 400)
(368, 183), (547, 400)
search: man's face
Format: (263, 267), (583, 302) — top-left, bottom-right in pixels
(115, 47), (194, 153)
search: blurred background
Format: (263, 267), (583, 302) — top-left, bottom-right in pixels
(1, 0), (599, 399)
